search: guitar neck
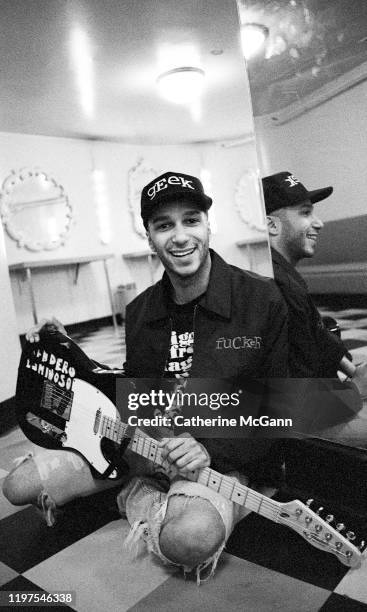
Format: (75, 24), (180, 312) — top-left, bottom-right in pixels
(100, 415), (282, 523)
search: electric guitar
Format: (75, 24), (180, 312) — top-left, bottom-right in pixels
(16, 330), (365, 569)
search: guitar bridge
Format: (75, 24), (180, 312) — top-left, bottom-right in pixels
(26, 412), (67, 443)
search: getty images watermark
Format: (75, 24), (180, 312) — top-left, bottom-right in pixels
(124, 388), (293, 432)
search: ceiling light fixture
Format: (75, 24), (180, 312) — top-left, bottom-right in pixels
(157, 67), (205, 105)
(241, 23), (269, 59)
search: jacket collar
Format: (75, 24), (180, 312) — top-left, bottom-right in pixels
(146, 249), (232, 322)
(271, 247), (308, 289)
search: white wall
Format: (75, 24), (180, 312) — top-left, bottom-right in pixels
(0, 221), (21, 401)
(0, 131), (271, 335)
(254, 79), (367, 223)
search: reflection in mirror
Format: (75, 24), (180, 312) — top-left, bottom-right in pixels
(238, 0), (367, 454)
(0, 168), (73, 251)
(235, 168), (266, 232)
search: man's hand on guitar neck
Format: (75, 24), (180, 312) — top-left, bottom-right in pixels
(26, 317), (67, 343)
(159, 433), (210, 475)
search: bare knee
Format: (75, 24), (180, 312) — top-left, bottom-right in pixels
(2, 458), (42, 506)
(159, 497), (226, 567)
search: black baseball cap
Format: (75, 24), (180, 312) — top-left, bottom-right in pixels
(141, 171), (212, 227)
(262, 171), (333, 214)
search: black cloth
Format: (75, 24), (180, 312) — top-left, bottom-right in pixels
(271, 248), (348, 378)
(270, 248), (362, 443)
(123, 249), (289, 485)
(124, 249), (288, 379)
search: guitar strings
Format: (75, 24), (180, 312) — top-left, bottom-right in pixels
(43, 389), (348, 533)
(44, 389), (283, 519)
(42, 389), (304, 520)
(129, 431), (282, 520)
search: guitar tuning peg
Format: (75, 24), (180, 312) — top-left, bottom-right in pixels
(336, 523), (345, 532)
(358, 540), (365, 551)
(346, 531), (356, 541)
(306, 499), (314, 507)
(325, 514), (334, 523)
(316, 506), (324, 515)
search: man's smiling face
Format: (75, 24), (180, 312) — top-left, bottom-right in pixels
(147, 200), (210, 280)
(277, 200), (324, 264)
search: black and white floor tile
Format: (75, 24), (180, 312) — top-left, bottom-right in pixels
(1, 309), (367, 612)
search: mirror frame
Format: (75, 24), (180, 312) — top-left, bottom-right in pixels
(0, 167), (73, 251)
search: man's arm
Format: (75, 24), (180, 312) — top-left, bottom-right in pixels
(25, 317), (113, 370)
(316, 323), (367, 398)
(339, 357), (367, 400)
(316, 323), (349, 377)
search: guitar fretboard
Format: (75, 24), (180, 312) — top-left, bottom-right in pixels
(99, 414), (281, 522)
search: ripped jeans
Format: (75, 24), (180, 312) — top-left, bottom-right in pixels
(5, 446), (277, 583)
(116, 469), (277, 584)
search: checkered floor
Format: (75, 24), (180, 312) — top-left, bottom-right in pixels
(1, 310), (367, 612)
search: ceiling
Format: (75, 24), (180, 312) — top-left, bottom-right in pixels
(1, 0), (367, 144)
(0, 0), (253, 145)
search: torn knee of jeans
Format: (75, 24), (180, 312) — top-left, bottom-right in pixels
(13, 451), (34, 468)
(191, 541), (226, 585)
(159, 503), (226, 570)
(123, 494), (226, 584)
(37, 490), (58, 527)
(164, 492), (202, 516)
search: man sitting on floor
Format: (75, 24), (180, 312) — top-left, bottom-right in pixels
(263, 170), (367, 397)
(3, 171), (289, 582)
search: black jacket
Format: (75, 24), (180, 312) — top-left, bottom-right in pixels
(123, 250), (289, 484)
(271, 248), (347, 378)
(124, 250), (288, 379)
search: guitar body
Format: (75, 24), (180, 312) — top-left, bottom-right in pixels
(16, 330), (128, 479)
(15, 331), (364, 568)
(61, 378), (121, 476)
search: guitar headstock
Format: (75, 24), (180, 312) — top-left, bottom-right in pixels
(277, 498), (365, 568)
